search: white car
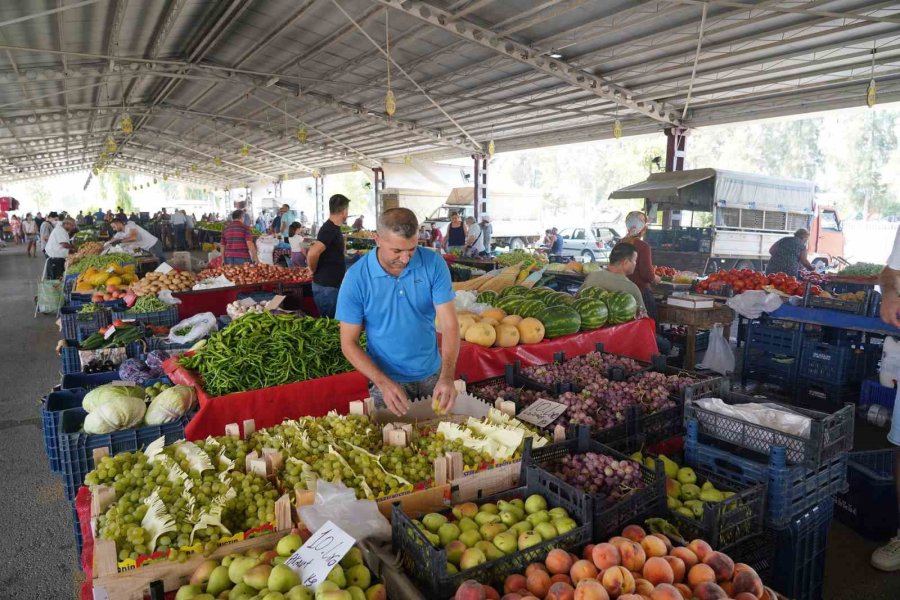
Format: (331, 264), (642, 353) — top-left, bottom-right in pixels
(556, 227), (612, 262)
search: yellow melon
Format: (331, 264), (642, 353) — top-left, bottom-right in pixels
(464, 322), (496, 347)
(481, 307), (507, 322)
(493, 324), (520, 347)
(501, 315), (523, 326)
(479, 317), (500, 327)
(458, 315), (477, 339)
(105, 276), (122, 286)
(517, 317), (546, 344)
(90, 271), (110, 286)
(75, 282), (94, 293)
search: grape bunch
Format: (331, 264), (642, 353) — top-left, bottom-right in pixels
(522, 351), (643, 388)
(470, 380), (544, 406)
(551, 452), (645, 500)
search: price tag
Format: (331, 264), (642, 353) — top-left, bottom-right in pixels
(265, 294), (286, 310)
(239, 297), (258, 307)
(103, 325), (116, 340)
(284, 520), (356, 588)
(155, 261), (174, 274)
(517, 398), (568, 428)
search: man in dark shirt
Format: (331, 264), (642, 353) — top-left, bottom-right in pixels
(307, 194), (350, 318)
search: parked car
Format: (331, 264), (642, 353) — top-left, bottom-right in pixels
(556, 227), (611, 262)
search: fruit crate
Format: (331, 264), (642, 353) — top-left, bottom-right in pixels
(71, 505), (84, 562)
(41, 388), (86, 474)
(60, 371), (120, 391)
(391, 464), (592, 599)
(59, 305), (112, 341)
(683, 382), (854, 469)
(522, 425), (666, 540)
(57, 408), (193, 502)
(685, 420), (848, 528)
(771, 499), (833, 600)
(112, 305), (179, 328)
(795, 378), (860, 414)
(804, 287), (871, 315)
(742, 349), (797, 393)
(798, 340), (866, 386)
(834, 449), (898, 541)
(60, 340), (145, 375)
(746, 319), (803, 356)
(64, 298), (127, 311)
(722, 531), (774, 582)
(859, 378), (896, 409)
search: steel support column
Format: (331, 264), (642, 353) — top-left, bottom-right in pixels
(663, 127), (688, 228)
(314, 174), (326, 228)
(473, 153), (489, 220)
(372, 166), (385, 218)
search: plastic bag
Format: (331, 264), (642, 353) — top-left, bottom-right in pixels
(698, 323), (734, 375)
(157, 289), (182, 305)
(725, 290), (783, 319)
(692, 397), (812, 438)
(37, 280), (63, 314)
(255, 235), (278, 265)
(297, 481), (392, 542)
(881, 336), (900, 388)
(454, 290), (492, 315)
(168, 312), (217, 344)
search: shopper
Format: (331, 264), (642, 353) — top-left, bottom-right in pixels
(299, 211), (308, 227)
(464, 216), (484, 257)
(622, 211), (661, 320)
(578, 242), (647, 314)
(337, 207), (459, 416)
(106, 216), (164, 259)
(352, 215), (364, 232)
(22, 213), (38, 257)
(288, 222), (307, 268)
(270, 212), (282, 237)
(871, 228), (900, 571)
(550, 227), (564, 255)
(220, 210), (257, 265)
(45, 217), (75, 279)
(766, 229), (814, 277)
(115, 206), (127, 221)
(278, 204), (296, 243)
(184, 211), (195, 249)
(542, 229), (554, 248)
(429, 225), (443, 249)
(171, 209), (187, 250)
(480, 214), (493, 254)
(306, 194), (350, 318)
(445, 211), (466, 252)
(93, 208), (104, 223)
(39, 212), (57, 255)
(10, 215), (21, 244)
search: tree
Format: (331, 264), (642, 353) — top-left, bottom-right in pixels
(24, 180), (52, 212)
(846, 110), (897, 216)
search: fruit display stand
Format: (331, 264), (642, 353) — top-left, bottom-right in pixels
(655, 301), (735, 369)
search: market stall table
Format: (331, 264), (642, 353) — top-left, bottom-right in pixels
(656, 301), (735, 368)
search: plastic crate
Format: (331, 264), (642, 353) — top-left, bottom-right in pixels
(742, 349), (797, 392)
(799, 340), (866, 386)
(57, 408), (192, 502)
(60, 340), (145, 375)
(64, 298), (127, 311)
(795, 378), (860, 414)
(392, 465), (592, 598)
(522, 426), (666, 540)
(683, 384), (854, 468)
(860, 379), (896, 409)
(771, 499), (833, 600)
(71, 505), (83, 562)
(41, 388), (85, 473)
(685, 420), (848, 528)
(60, 306), (112, 341)
(834, 449), (898, 541)
(746, 319), (803, 355)
(60, 371), (120, 391)
(722, 531), (774, 582)
(112, 305), (179, 328)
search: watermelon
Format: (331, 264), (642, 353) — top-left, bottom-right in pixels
(605, 291), (638, 324)
(476, 290), (498, 306)
(573, 298), (609, 330)
(535, 305), (581, 338)
(499, 285), (529, 299)
(577, 286), (608, 301)
(516, 299), (547, 319)
(544, 292), (575, 307)
(496, 296), (524, 314)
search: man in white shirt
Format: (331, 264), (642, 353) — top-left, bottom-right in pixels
(464, 216), (484, 257)
(106, 217), (164, 258)
(39, 211), (57, 254)
(871, 227), (900, 572)
(170, 209), (187, 250)
(45, 217), (75, 278)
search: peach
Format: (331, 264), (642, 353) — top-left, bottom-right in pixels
(701, 551), (734, 582)
(687, 539), (713, 562)
(674, 583), (692, 600)
(501, 595), (522, 600)
(505, 574), (528, 595)
(547, 549), (575, 575)
(573, 579), (610, 600)
(733, 563), (757, 577)
(640, 535), (668, 558)
(583, 544), (596, 561)
(526, 563), (548, 577)
(600, 566), (635, 597)
(615, 541), (646, 572)
(692, 581), (728, 600)
(570, 560), (599, 584)
(669, 547), (699, 570)
(550, 574), (573, 586)
(732, 570), (765, 598)
(735, 594), (760, 600)
(546, 581), (575, 600)
(591, 543), (621, 570)
(618, 596), (644, 600)
(526, 569), (551, 599)
(651, 533), (673, 553)
(609, 536), (629, 545)
(483, 585), (501, 600)
(650, 583), (684, 600)
(622, 524), (647, 542)
(642, 556), (674, 586)
(634, 578), (654, 596)
(686, 563), (716, 588)
(719, 581), (733, 597)
(662, 555), (686, 583)
(455, 580), (487, 600)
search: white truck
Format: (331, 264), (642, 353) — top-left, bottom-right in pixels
(609, 168), (846, 273)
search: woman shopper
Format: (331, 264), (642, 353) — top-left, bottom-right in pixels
(445, 211), (466, 253)
(22, 214), (38, 256)
(622, 211), (661, 319)
(288, 221), (307, 268)
(11, 215), (21, 244)
(766, 229), (815, 277)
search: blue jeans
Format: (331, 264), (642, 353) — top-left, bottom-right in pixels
(312, 282), (339, 318)
(224, 256), (251, 265)
(369, 371), (441, 410)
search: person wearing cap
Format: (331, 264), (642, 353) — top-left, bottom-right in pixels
(45, 217), (76, 279)
(480, 214), (493, 254)
(106, 216), (164, 259)
(463, 216), (485, 257)
(622, 211), (661, 319)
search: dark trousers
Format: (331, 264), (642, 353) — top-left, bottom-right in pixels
(46, 257), (65, 279)
(174, 224), (186, 250)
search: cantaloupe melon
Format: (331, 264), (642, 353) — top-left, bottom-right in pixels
(501, 315), (523, 326)
(480, 307), (507, 322)
(458, 315), (477, 339)
(464, 322), (496, 347)
(493, 324), (520, 347)
(517, 317), (545, 344)
(479, 317), (500, 327)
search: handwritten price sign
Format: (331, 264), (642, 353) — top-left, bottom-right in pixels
(284, 521), (356, 588)
(516, 398), (568, 428)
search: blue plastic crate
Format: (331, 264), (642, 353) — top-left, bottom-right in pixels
(60, 340), (145, 375)
(747, 319), (802, 355)
(795, 378), (860, 414)
(799, 340), (866, 386)
(771, 499), (833, 600)
(834, 449), (898, 541)
(60, 306), (112, 341)
(860, 379), (896, 409)
(71, 505), (83, 562)
(60, 371), (120, 391)
(112, 305), (179, 328)
(685, 419), (848, 528)
(743, 350), (797, 391)
(64, 298), (127, 311)
(41, 388), (85, 473)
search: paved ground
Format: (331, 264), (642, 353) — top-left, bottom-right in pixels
(0, 243), (898, 599)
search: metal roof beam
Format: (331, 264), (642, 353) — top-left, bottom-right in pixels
(0, 0), (100, 28)
(667, 0), (900, 25)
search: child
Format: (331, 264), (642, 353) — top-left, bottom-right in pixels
(288, 222), (307, 268)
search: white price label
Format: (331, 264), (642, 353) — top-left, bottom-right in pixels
(284, 521), (356, 588)
(103, 325), (116, 340)
(155, 261), (174, 274)
(265, 294), (286, 310)
(517, 398), (568, 428)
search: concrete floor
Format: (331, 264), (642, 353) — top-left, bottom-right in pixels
(0, 243), (898, 599)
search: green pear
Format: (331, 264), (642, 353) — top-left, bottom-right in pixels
(206, 566), (233, 597)
(424, 531), (441, 547)
(659, 455), (680, 479)
(345, 565), (371, 589)
(666, 478), (682, 499)
(499, 511), (519, 527)
(326, 564), (347, 589)
(496, 500), (515, 513)
(547, 507), (568, 521)
(263, 593), (286, 600)
(346, 587), (366, 600)
(479, 503), (499, 515)
(474, 511), (500, 526)
(445, 540), (466, 565)
(492, 531), (518, 554)
(524, 494), (547, 514)
(221, 555), (239, 568)
(422, 513), (448, 533)
(191, 560), (221, 587)
(681, 483), (701, 501)
(475, 540), (504, 561)
(510, 521), (532, 536)
(630, 451), (643, 463)
(675, 506), (694, 518)
(517, 530), (542, 550)
(479, 522), (507, 542)
(340, 548), (364, 570)
(677, 467), (697, 485)
(438, 522), (461, 546)
(509, 499), (524, 511)
(667, 496), (682, 510)
(364, 585), (385, 600)
(459, 547), (487, 570)
(446, 562), (458, 574)
(685, 499), (705, 518)
(526, 510), (550, 526)
(230, 557), (260, 585)
(458, 529), (482, 547)
(457, 517), (478, 532)
(644, 457), (656, 470)
(285, 586), (313, 600)
(176, 585), (204, 600)
(701, 481), (716, 492)
(316, 582), (340, 594)
(229, 583), (257, 600)
(553, 518), (577, 535)
(534, 522), (558, 541)
(699, 489), (725, 503)
(277, 534), (304, 557)
(244, 564), (273, 591)
(268, 564), (301, 593)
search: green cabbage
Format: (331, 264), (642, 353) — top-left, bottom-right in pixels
(83, 395), (147, 434)
(83, 384), (146, 413)
(144, 385), (197, 425)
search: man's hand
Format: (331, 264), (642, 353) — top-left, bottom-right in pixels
(432, 375), (458, 414)
(376, 378), (410, 416)
(881, 293), (900, 329)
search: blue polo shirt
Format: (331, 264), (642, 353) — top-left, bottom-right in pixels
(336, 247), (455, 383)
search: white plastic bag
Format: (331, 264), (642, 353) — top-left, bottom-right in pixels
(881, 337), (900, 388)
(698, 323), (735, 375)
(692, 397), (812, 438)
(454, 290), (492, 315)
(255, 235), (278, 265)
(157, 289), (182, 305)
(726, 290), (783, 319)
(168, 312), (217, 345)
(297, 481), (392, 542)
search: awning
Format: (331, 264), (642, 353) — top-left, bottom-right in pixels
(608, 168), (716, 201)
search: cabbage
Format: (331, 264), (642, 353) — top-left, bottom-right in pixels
(145, 350), (170, 373)
(83, 384), (146, 413)
(83, 395), (147, 433)
(119, 358), (152, 384)
(144, 385), (197, 425)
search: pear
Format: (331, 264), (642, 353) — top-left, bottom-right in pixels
(244, 564), (273, 590)
(677, 467), (697, 485)
(457, 517), (478, 532)
(667, 496), (682, 510)
(346, 587), (366, 600)
(175, 585), (204, 600)
(476, 540), (503, 561)
(229, 583), (257, 600)
(630, 451), (644, 463)
(658, 455), (679, 479)
(681, 483), (701, 500)
(524, 494), (547, 514)
(263, 593), (286, 600)
(458, 529), (482, 548)
(479, 503), (499, 515)
(277, 534), (304, 557)
(422, 513), (448, 533)
(268, 564), (302, 593)
(191, 560), (221, 587)
(346, 565), (371, 589)
(326, 564), (347, 589)
(701, 481), (716, 492)
(699, 488), (725, 503)
(206, 566), (233, 597)
(230, 557), (260, 585)
(675, 506), (694, 518)
(534, 522), (558, 541)
(438, 522), (461, 546)
(474, 511), (500, 526)
(547, 507), (568, 521)
(364, 584), (386, 600)
(285, 586), (313, 600)
(340, 547), (364, 569)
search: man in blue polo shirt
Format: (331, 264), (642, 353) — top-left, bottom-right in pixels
(337, 207), (460, 416)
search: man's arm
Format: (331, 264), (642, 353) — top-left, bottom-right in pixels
(245, 239), (258, 262)
(880, 266), (900, 328)
(339, 321), (410, 415)
(432, 301), (460, 412)
(306, 241), (325, 273)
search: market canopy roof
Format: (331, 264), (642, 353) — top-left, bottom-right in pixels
(0, 0), (898, 186)
(609, 168), (717, 202)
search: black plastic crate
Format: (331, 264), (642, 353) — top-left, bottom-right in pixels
(771, 499), (833, 600)
(742, 349), (798, 392)
(60, 340), (145, 375)
(684, 384), (854, 469)
(799, 340), (866, 386)
(795, 378), (860, 414)
(834, 449), (898, 541)
(391, 465), (592, 598)
(722, 531), (775, 582)
(112, 305), (179, 328)
(60, 371), (120, 391)
(522, 426), (666, 540)
(41, 388), (85, 474)
(60, 306), (112, 341)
